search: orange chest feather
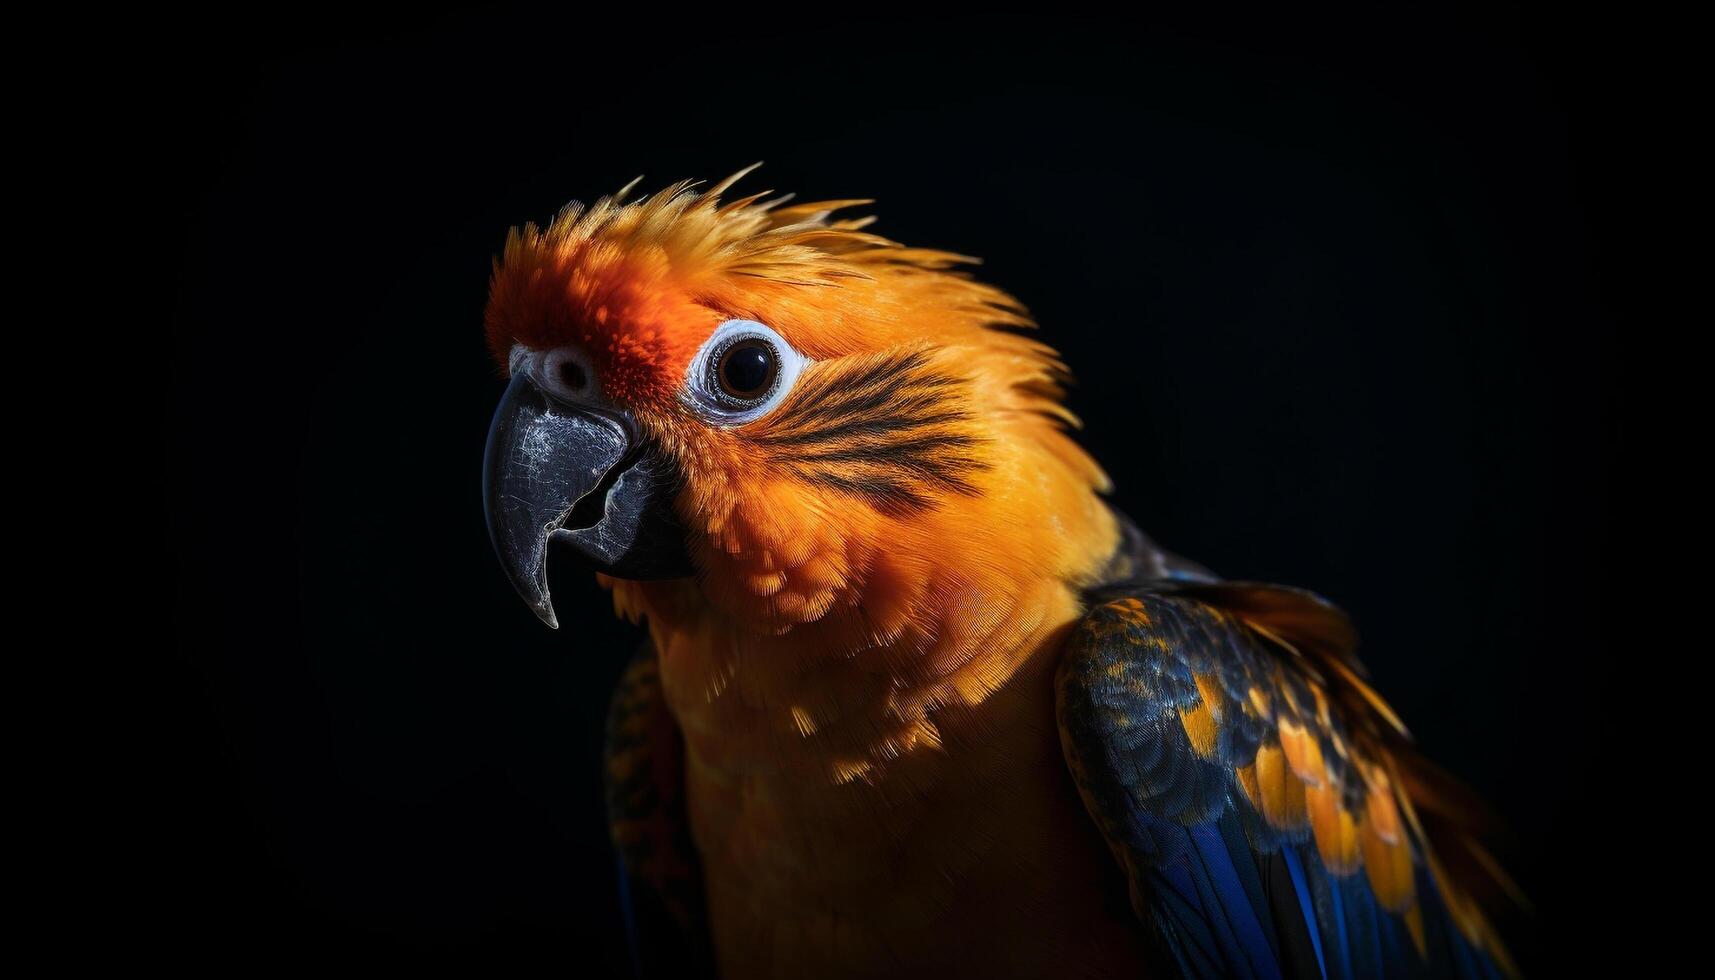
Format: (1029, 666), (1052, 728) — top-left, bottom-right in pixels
(646, 606), (1148, 980)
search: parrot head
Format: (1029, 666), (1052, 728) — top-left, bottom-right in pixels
(482, 168), (1117, 642)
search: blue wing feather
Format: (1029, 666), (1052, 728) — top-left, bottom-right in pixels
(1280, 846), (1327, 979)
(1057, 585), (1508, 980)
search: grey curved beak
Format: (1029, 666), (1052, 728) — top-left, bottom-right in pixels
(482, 372), (692, 629)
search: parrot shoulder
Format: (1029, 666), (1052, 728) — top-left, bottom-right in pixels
(604, 640), (713, 977)
(1055, 579), (1515, 979)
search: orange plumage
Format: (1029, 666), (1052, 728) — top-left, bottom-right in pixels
(483, 168), (1513, 978)
(487, 168), (1139, 976)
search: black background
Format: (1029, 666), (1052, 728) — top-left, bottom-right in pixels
(167, 8), (1625, 976)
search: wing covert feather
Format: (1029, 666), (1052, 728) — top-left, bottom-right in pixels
(1056, 586), (1512, 979)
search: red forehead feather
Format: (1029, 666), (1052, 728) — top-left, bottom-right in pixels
(483, 238), (716, 406)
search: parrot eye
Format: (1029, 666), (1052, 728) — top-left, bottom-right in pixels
(717, 341), (777, 398)
(685, 319), (808, 425)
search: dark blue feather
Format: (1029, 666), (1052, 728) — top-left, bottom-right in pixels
(1281, 847), (1327, 979)
(1058, 587), (1509, 980)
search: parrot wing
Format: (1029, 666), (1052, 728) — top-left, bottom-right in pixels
(604, 641), (714, 977)
(1056, 577), (1514, 980)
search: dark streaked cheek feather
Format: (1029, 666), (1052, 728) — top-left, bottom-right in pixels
(753, 349), (989, 512)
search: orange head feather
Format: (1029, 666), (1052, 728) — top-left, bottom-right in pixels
(484, 168), (1119, 644)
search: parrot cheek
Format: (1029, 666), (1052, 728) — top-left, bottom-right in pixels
(482, 371), (694, 629)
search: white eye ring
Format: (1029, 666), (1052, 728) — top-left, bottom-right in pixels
(683, 319), (808, 425)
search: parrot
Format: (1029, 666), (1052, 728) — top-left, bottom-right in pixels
(479, 167), (1517, 979)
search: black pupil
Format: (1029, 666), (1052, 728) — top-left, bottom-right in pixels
(719, 342), (775, 397)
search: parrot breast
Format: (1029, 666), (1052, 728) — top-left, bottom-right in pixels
(622, 569), (1149, 979)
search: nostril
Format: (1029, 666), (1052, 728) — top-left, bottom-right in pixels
(557, 359), (588, 392)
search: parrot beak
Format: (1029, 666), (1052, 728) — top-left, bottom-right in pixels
(482, 371), (693, 628)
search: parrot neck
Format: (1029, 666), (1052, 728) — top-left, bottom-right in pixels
(686, 574), (1078, 774)
(608, 490), (1129, 786)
